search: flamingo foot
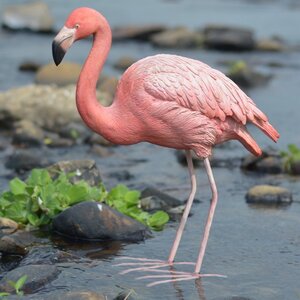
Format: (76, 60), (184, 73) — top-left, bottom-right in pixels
(113, 256), (226, 286)
(113, 256), (195, 274)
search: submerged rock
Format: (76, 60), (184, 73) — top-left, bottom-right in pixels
(47, 291), (106, 300)
(47, 160), (102, 186)
(19, 61), (41, 72)
(246, 185), (292, 205)
(203, 25), (255, 51)
(2, 1), (54, 33)
(52, 201), (151, 241)
(256, 37), (286, 52)
(0, 264), (59, 294)
(150, 27), (203, 48)
(35, 62), (81, 86)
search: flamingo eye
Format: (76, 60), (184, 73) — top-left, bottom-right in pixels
(74, 24), (80, 29)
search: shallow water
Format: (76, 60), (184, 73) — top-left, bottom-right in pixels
(0, 0), (300, 299)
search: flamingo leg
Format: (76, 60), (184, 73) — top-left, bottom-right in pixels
(168, 149), (197, 263)
(194, 157), (218, 274)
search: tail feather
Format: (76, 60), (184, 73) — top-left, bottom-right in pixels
(252, 118), (280, 142)
(236, 126), (262, 156)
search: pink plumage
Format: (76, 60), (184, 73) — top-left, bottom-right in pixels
(53, 7), (280, 285)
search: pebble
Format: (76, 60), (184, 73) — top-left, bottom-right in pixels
(0, 217), (18, 236)
(246, 185), (292, 205)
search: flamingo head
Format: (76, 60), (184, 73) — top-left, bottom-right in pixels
(52, 7), (103, 65)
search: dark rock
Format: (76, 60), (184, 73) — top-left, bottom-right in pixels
(151, 27), (203, 48)
(0, 217), (18, 236)
(19, 61), (41, 72)
(108, 170), (134, 181)
(2, 1), (54, 33)
(0, 264), (59, 294)
(241, 150), (284, 174)
(58, 122), (91, 144)
(113, 25), (166, 41)
(35, 62), (81, 86)
(52, 201), (151, 241)
(0, 230), (43, 255)
(290, 161), (300, 175)
(141, 187), (183, 211)
(203, 25), (255, 51)
(47, 160), (102, 186)
(113, 56), (136, 71)
(5, 149), (49, 172)
(246, 185), (292, 205)
(227, 60), (272, 88)
(12, 119), (44, 147)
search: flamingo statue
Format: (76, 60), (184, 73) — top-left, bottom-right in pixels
(52, 7), (279, 286)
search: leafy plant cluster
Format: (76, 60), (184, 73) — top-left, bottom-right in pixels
(0, 275), (27, 297)
(280, 144), (300, 173)
(0, 169), (169, 231)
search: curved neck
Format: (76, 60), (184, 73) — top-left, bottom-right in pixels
(76, 16), (115, 136)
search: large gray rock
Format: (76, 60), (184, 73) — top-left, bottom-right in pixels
(0, 264), (60, 294)
(2, 1), (54, 33)
(0, 84), (111, 133)
(246, 185), (292, 205)
(151, 27), (203, 48)
(203, 25), (255, 51)
(52, 201), (151, 241)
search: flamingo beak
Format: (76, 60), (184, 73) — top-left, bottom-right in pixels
(52, 26), (76, 66)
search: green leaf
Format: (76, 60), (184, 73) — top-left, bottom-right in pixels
(124, 191), (140, 206)
(9, 178), (27, 196)
(147, 211), (169, 230)
(15, 275), (27, 292)
(288, 144), (300, 155)
(68, 185), (89, 205)
(27, 213), (40, 226)
(26, 169), (51, 186)
(0, 292), (10, 296)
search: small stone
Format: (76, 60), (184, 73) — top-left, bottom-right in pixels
(151, 27), (204, 48)
(113, 25), (166, 41)
(12, 119), (44, 147)
(256, 38), (285, 52)
(85, 133), (115, 147)
(203, 25), (255, 51)
(0, 230), (42, 255)
(113, 56), (136, 71)
(2, 1), (54, 33)
(52, 201), (151, 241)
(44, 132), (74, 148)
(246, 185), (292, 205)
(5, 149), (49, 172)
(0, 217), (18, 235)
(51, 291), (106, 300)
(0, 265), (59, 294)
(47, 160), (102, 186)
(35, 62), (81, 86)
(89, 145), (114, 157)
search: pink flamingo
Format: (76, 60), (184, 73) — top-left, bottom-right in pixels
(52, 7), (279, 286)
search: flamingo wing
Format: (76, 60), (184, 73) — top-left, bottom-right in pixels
(143, 55), (268, 125)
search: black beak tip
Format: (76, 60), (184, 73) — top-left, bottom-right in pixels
(52, 40), (65, 66)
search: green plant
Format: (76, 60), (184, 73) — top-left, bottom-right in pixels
(106, 185), (169, 231)
(280, 144), (300, 173)
(8, 275), (27, 296)
(0, 292), (10, 297)
(0, 169), (169, 231)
